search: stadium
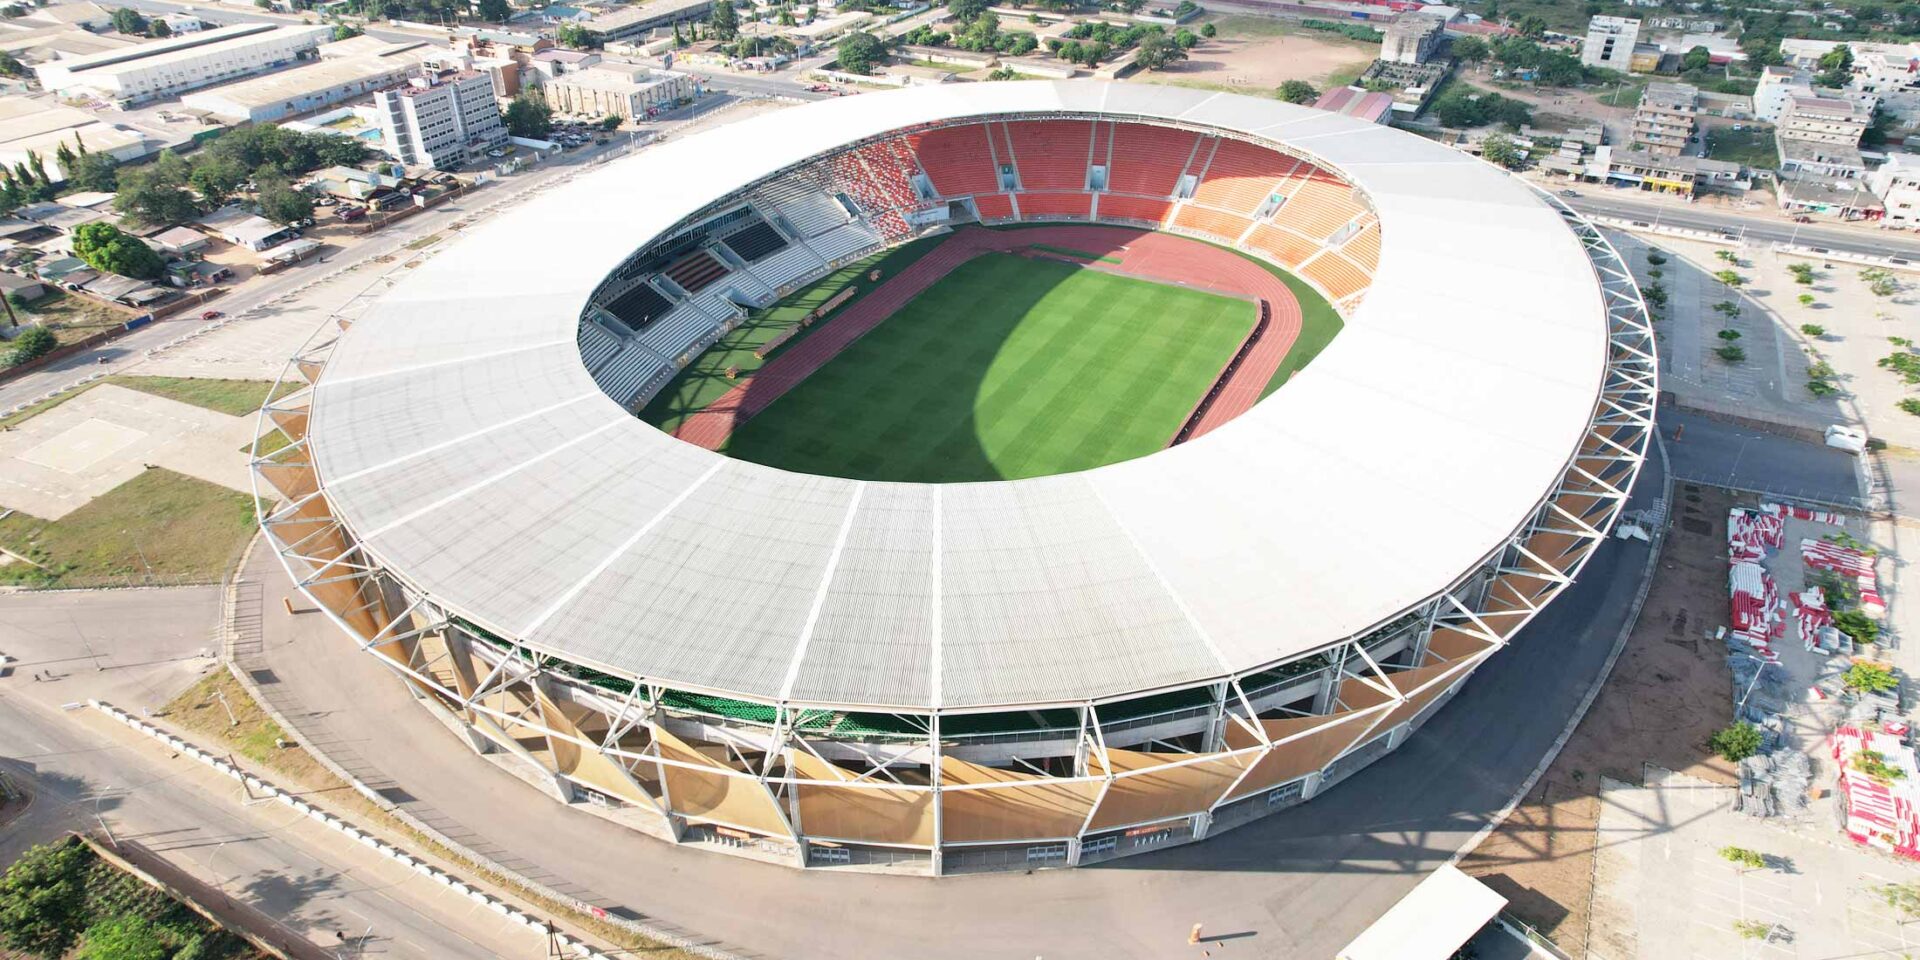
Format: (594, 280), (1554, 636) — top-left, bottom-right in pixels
(253, 82), (1655, 875)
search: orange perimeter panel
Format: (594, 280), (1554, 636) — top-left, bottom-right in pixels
(1171, 204), (1253, 242)
(973, 192), (1015, 220)
(1096, 194), (1172, 225)
(1019, 192), (1093, 219)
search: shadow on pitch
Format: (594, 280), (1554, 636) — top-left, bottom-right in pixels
(724, 251), (1077, 483)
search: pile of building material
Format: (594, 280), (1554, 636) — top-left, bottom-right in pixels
(1791, 588), (1837, 652)
(1831, 724), (1920, 858)
(1728, 508), (1785, 662)
(1736, 750), (1813, 818)
(1802, 538), (1887, 617)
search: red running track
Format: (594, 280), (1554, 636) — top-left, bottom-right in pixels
(672, 225), (1305, 450)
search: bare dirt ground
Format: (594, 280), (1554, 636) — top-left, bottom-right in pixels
(1461, 483), (1743, 956)
(1130, 17), (1376, 93)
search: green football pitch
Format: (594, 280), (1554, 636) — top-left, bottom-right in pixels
(722, 253), (1256, 483)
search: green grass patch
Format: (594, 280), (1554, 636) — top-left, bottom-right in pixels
(640, 235), (948, 434)
(2, 376), (287, 429)
(1707, 126), (1778, 170)
(724, 253), (1254, 482)
(111, 376), (289, 417)
(8, 288), (130, 346)
(0, 468), (257, 588)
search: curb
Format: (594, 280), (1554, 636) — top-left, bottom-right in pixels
(219, 533), (742, 960)
(1450, 430), (1677, 867)
(89, 700), (616, 960)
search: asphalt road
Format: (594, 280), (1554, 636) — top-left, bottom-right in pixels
(0, 588), (565, 960)
(240, 445), (1667, 960)
(1562, 190), (1920, 260)
(1660, 404), (1865, 507)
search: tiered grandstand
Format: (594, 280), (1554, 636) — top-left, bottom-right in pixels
(268, 84), (1654, 878)
(570, 110), (1400, 412)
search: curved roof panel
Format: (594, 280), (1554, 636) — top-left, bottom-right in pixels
(306, 82), (1609, 710)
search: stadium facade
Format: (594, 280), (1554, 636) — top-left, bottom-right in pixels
(253, 83), (1655, 875)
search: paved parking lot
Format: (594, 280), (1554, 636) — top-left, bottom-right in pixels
(1592, 767), (1919, 960)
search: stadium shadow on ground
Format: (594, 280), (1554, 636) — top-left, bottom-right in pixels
(722, 253), (1254, 483)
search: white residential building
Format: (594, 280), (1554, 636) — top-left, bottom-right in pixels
(1582, 16), (1640, 71)
(33, 23), (331, 105)
(542, 63), (696, 122)
(1755, 65), (1880, 123)
(374, 70), (507, 170)
(1869, 153), (1920, 227)
(1779, 38), (1920, 88)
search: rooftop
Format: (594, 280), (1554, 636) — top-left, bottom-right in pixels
(304, 82), (1613, 711)
(180, 52), (427, 112)
(43, 23), (329, 78)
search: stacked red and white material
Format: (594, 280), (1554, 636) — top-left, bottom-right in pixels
(1766, 502), (1845, 526)
(1792, 588), (1835, 651)
(1729, 560), (1782, 659)
(1732, 508), (1786, 554)
(1802, 538), (1886, 617)
(1832, 724), (1920, 859)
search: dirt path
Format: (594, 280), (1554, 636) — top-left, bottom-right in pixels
(1459, 483), (1743, 956)
(671, 225), (1303, 451)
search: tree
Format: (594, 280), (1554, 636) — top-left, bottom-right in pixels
(1801, 321), (1824, 334)
(0, 50), (22, 78)
(1200, 21), (1215, 38)
(1709, 722), (1763, 761)
(1173, 27), (1198, 49)
(108, 6), (147, 34)
(65, 152), (118, 193)
(947, 0), (987, 25)
(555, 23), (602, 48)
(478, 0), (509, 20)
(0, 840), (89, 955)
(1451, 34), (1488, 64)
(4, 324), (54, 367)
(836, 30), (884, 74)
(255, 170), (313, 225)
(599, 114), (622, 131)
(332, 22), (363, 40)
(1817, 43), (1854, 86)
(1277, 79), (1318, 104)
(1844, 660), (1898, 693)
(504, 90), (553, 139)
(1718, 845), (1766, 870)
(188, 154), (246, 206)
(1515, 13), (1546, 37)
(1481, 134), (1523, 169)
(72, 917), (167, 960)
(1133, 31), (1187, 70)
(1682, 44), (1712, 72)
(73, 222), (162, 279)
(112, 152), (199, 226)
(709, 0), (738, 39)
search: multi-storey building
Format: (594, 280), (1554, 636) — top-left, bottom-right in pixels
(541, 63), (697, 122)
(1630, 82), (1697, 157)
(375, 70), (507, 170)
(1869, 153), (1920, 227)
(1581, 16), (1640, 71)
(33, 23), (330, 105)
(1380, 12), (1445, 66)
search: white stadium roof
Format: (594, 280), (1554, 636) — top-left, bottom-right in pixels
(305, 82), (1609, 712)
